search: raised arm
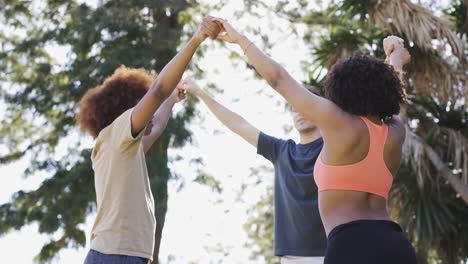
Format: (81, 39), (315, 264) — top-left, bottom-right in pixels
(179, 79), (260, 147)
(130, 17), (220, 137)
(141, 88), (185, 153)
(210, 17), (345, 133)
(382, 36), (411, 135)
(383, 36), (410, 72)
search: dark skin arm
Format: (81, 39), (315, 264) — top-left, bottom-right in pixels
(130, 17), (220, 137)
(141, 88), (185, 153)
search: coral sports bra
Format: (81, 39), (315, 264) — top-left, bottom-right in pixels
(314, 116), (393, 199)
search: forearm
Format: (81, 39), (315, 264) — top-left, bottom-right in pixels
(151, 36), (204, 98)
(389, 59), (404, 71)
(142, 97), (176, 152)
(131, 36), (204, 136)
(235, 35), (317, 117)
(388, 59), (406, 86)
(236, 35), (327, 126)
(198, 90), (259, 146)
(152, 96), (176, 135)
(198, 91), (248, 133)
(237, 35), (287, 89)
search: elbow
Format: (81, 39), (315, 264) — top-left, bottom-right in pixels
(149, 82), (171, 101)
(267, 67), (287, 90)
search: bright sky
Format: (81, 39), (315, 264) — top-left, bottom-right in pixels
(0, 1), (310, 263)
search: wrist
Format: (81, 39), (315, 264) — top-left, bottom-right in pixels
(390, 59), (404, 70)
(238, 35), (250, 47)
(169, 94), (178, 104)
(192, 34), (206, 45)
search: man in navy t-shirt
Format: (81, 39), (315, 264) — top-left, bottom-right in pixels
(179, 79), (327, 264)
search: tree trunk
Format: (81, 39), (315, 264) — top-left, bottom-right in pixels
(147, 132), (171, 263)
(147, 3), (189, 262)
(151, 220), (165, 264)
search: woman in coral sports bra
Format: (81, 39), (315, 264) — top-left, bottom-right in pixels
(211, 17), (417, 264)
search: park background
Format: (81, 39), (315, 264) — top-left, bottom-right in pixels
(0, 0), (467, 263)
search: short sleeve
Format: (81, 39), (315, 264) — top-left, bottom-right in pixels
(257, 132), (285, 162)
(108, 108), (145, 152)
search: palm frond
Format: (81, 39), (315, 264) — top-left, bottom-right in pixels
(389, 164), (468, 263)
(440, 127), (468, 185)
(314, 26), (367, 69)
(408, 46), (466, 101)
(407, 93), (468, 187)
(402, 125), (436, 188)
(403, 126), (468, 204)
(370, 0), (465, 60)
(444, 0), (468, 37)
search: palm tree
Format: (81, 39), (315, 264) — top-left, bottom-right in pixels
(241, 0), (468, 262)
(308, 0), (468, 262)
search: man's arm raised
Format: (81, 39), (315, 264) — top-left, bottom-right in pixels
(179, 79), (260, 147)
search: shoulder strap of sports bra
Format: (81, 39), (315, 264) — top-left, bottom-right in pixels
(358, 116), (388, 157)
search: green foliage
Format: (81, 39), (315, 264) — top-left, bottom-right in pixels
(244, 187), (278, 264)
(240, 1), (468, 263)
(398, 92), (468, 263)
(411, 93), (467, 133)
(338, 0), (373, 22)
(194, 172), (223, 193)
(242, 166), (279, 264)
(444, 0), (467, 38)
(0, 0), (202, 262)
(390, 164), (468, 264)
(0, 149), (95, 262)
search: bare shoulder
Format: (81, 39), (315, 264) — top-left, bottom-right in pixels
(320, 98), (358, 130)
(386, 115), (406, 143)
(322, 111), (365, 150)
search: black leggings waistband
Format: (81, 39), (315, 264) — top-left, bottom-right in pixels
(325, 219), (417, 264)
(328, 219), (402, 239)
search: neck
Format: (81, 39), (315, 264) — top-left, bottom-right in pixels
(299, 128), (321, 144)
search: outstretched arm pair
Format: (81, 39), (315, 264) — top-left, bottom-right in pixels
(183, 17), (410, 147)
(130, 17), (220, 138)
(136, 17), (222, 152)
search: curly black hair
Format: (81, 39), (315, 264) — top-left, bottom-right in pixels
(324, 55), (407, 119)
(76, 65), (154, 138)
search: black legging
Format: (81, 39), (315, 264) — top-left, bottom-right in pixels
(325, 220), (418, 264)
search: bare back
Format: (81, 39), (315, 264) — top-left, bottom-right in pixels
(318, 114), (405, 235)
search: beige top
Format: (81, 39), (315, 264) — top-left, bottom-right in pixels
(90, 108), (156, 261)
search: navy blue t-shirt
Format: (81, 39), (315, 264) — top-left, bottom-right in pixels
(257, 132), (327, 256)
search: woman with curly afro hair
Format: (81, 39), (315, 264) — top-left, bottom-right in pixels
(77, 17), (220, 264)
(213, 17), (417, 264)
